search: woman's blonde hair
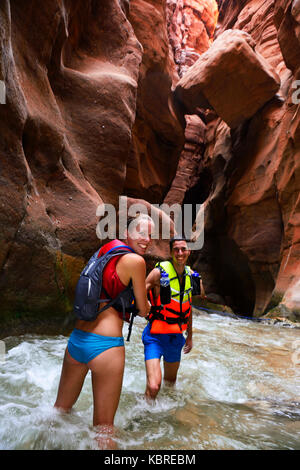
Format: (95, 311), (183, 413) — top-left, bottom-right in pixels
(126, 213), (155, 237)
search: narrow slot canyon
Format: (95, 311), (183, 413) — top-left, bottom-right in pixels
(0, 0), (300, 329)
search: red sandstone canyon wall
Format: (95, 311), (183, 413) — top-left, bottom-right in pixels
(168, 0), (300, 320)
(0, 0), (183, 320)
(0, 0), (299, 325)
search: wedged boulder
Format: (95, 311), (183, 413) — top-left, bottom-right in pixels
(173, 29), (281, 128)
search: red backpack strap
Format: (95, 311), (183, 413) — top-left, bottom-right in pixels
(98, 239), (134, 257)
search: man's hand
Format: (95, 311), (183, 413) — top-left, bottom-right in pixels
(183, 335), (193, 354)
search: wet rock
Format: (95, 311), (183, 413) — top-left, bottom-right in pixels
(263, 303), (300, 325)
(174, 29), (281, 128)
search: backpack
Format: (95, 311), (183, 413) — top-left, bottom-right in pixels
(73, 242), (136, 326)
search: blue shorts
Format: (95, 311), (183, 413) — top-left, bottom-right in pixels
(142, 323), (186, 363)
(67, 328), (124, 364)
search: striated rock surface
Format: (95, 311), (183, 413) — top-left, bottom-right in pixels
(274, 0), (300, 74)
(124, 0), (184, 202)
(164, 115), (207, 206)
(174, 29), (281, 128)
(0, 0), (143, 318)
(0, 0), (182, 321)
(166, 0), (219, 77)
(1, 0), (300, 327)
(173, 0), (300, 320)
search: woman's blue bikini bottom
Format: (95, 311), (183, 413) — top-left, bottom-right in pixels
(67, 328), (124, 364)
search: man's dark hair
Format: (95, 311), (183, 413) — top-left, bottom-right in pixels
(169, 235), (189, 251)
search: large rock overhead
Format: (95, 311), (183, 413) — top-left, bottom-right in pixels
(174, 29), (281, 128)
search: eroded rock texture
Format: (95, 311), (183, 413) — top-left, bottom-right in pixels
(1, 0), (300, 325)
(166, 0), (219, 77)
(0, 0), (183, 320)
(167, 0), (300, 320)
(124, 0), (185, 202)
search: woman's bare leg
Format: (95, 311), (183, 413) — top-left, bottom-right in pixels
(88, 346), (125, 448)
(54, 348), (88, 411)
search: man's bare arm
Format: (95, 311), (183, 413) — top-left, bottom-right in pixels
(146, 267), (161, 298)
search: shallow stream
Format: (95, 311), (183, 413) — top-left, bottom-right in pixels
(0, 311), (299, 450)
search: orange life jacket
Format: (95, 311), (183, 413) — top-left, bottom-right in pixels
(148, 261), (193, 334)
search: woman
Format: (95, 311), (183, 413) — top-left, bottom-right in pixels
(54, 214), (153, 447)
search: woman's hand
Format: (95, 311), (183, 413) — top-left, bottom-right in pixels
(118, 254), (150, 317)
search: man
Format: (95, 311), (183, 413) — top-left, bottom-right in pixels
(142, 236), (205, 401)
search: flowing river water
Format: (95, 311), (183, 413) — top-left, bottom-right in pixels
(0, 310), (299, 450)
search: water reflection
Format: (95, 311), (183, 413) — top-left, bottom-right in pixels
(0, 311), (299, 449)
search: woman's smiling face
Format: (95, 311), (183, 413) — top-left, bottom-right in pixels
(126, 217), (154, 255)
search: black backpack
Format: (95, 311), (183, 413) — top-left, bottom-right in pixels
(73, 244), (137, 337)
